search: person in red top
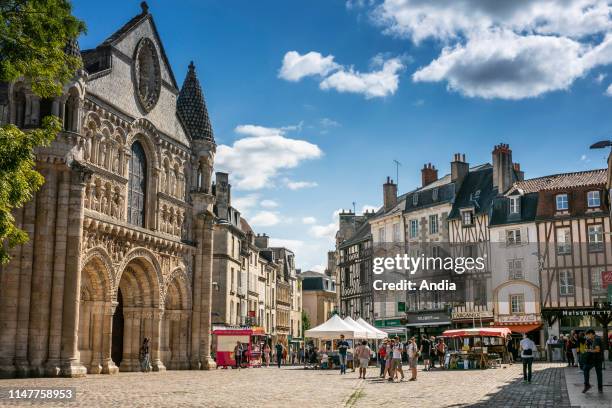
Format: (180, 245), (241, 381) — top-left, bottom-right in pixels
(378, 341), (387, 378)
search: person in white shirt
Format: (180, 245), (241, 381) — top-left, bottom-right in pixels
(390, 337), (404, 382)
(520, 333), (536, 383)
(407, 336), (418, 381)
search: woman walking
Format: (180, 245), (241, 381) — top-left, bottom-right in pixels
(263, 343), (271, 367)
(139, 337), (151, 373)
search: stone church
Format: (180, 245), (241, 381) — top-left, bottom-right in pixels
(0, 3), (219, 377)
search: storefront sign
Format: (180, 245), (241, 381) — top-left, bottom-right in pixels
(561, 309), (612, 317)
(496, 314), (540, 324)
(603, 271), (612, 288)
(374, 318), (403, 327)
(451, 311), (493, 320)
(405, 311), (451, 326)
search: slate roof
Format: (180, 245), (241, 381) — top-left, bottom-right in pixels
(239, 217), (253, 234)
(177, 62), (215, 142)
(489, 192), (539, 226)
(510, 169), (607, 193)
(404, 174), (456, 213)
(448, 164), (496, 219)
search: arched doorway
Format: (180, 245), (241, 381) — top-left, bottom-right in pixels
(162, 272), (191, 369)
(115, 255), (164, 372)
(78, 256), (114, 374)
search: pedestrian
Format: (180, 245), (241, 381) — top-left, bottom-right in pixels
(429, 336), (437, 369)
(299, 347), (305, 365)
(357, 340), (371, 379)
(578, 332), (587, 370)
(570, 331), (579, 367)
(385, 339), (394, 379)
(519, 333), (536, 384)
(390, 336), (404, 382)
(139, 337), (151, 373)
(436, 338), (446, 369)
(565, 335), (575, 366)
(275, 342), (283, 368)
(378, 341), (387, 378)
(234, 341), (243, 369)
(582, 328), (603, 394)
(420, 334), (431, 371)
(506, 335), (515, 365)
(407, 336), (418, 381)
(337, 334), (349, 374)
(263, 343), (271, 367)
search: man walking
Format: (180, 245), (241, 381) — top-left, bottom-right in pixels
(275, 342), (283, 368)
(390, 336), (404, 382)
(520, 333), (536, 383)
(234, 341), (243, 370)
(420, 334), (431, 371)
(337, 334), (349, 374)
(407, 336), (418, 381)
(582, 328), (604, 393)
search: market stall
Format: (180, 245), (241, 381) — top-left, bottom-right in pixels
(304, 315), (362, 369)
(442, 327), (511, 370)
(212, 327), (266, 368)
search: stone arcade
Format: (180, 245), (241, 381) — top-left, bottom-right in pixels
(0, 3), (219, 377)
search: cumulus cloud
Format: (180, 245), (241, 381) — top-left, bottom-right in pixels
(309, 223), (337, 242)
(320, 57), (405, 98)
(279, 51), (405, 99)
(260, 199), (279, 208)
(233, 193), (260, 216)
(302, 216), (317, 224)
(250, 211), (281, 227)
(216, 125), (322, 190)
(278, 51), (340, 81)
(366, 0), (612, 99)
(286, 180), (318, 190)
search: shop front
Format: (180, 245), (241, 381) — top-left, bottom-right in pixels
(405, 311), (452, 338)
(451, 311), (494, 329)
(494, 313), (543, 346)
(374, 318), (407, 340)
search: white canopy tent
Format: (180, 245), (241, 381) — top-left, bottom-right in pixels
(342, 316), (369, 339)
(304, 314), (359, 339)
(356, 317), (388, 340)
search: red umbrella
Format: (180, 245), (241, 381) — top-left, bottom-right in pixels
(442, 328), (511, 338)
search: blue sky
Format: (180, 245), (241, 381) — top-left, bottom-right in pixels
(73, 0), (612, 270)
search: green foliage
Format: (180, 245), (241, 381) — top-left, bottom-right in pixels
(302, 310), (311, 333)
(0, 0), (84, 263)
(0, 0), (85, 97)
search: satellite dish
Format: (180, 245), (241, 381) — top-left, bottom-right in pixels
(590, 140), (612, 149)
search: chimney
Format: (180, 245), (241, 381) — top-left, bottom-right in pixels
(451, 153), (469, 189)
(421, 163), (438, 187)
(383, 177), (398, 211)
(513, 163), (524, 182)
(492, 143), (513, 193)
(215, 172), (230, 220)
(254, 233), (269, 249)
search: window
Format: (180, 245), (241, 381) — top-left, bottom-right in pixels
(413, 193), (418, 206)
(397, 302), (406, 312)
(556, 227), (571, 255)
(393, 223), (400, 242)
(592, 269), (603, 292)
(506, 229), (522, 246)
(344, 267), (351, 288)
(556, 194), (568, 211)
(127, 141), (147, 227)
(474, 280), (486, 306)
(378, 227), (385, 243)
(588, 225), (603, 252)
(462, 210), (474, 226)
(559, 270), (574, 295)
(587, 191), (601, 208)
(432, 188), (439, 201)
(508, 259), (523, 280)
(429, 214), (439, 234)
(410, 219), (418, 238)
(510, 294), (525, 314)
(509, 197), (520, 214)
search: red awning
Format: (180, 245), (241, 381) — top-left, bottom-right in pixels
(505, 324), (541, 334)
(442, 327), (512, 338)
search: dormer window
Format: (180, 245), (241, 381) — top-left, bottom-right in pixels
(432, 188), (439, 201)
(461, 210), (474, 226)
(413, 193), (418, 206)
(587, 191), (600, 208)
(509, 196), (520, 214)
(556, 194), (569, 211)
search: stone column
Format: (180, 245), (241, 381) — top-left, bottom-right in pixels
(131, 310), (141, 371)
(151, 309), (166, 371)
(89, 303), (104, 374)
(101, 301), (119, 374)
(120, 309), (134, 372)
(59, 163), (90, 377)
(45, 168), (70, 376)
(198, 214), (216, 369)
(179, 311), (190, 369)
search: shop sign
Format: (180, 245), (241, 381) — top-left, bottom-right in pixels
(406, 311), (451, 325)
(497, 314), (539, 324)
(561, 309), (612, 317)
(602, 271), (612, 288)
(375, 318), (403, 327)
(451, 311), (493, 320)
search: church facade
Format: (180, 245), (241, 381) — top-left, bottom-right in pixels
(0, 4), (218, 377)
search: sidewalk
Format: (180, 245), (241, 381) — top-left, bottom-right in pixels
(564, 364), (612, 407)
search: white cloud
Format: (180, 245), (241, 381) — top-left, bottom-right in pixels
(260, 199), (279, 208)
(366, 0), (612, 99)
(320, 57), (405, 98)
(233, 193), (260, 216)
(361, 204), (378, 213)
(595, 73), (607, 83)
(606, 83), (612, 96)
(278, 51), (340, 81)
(320, 118), (341, 128)
(286, 180), (318, 190)
(250, 211), (281, 227)
(216, 125), (322, 190)
(309, 223), (337, 241)
(302, 216), (317, 224)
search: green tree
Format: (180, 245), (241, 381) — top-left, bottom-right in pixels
(0, 0), (84, 263)
(302, 310), (311, 333)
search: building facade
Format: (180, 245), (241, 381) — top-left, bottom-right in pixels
(299, 270), (337, 327)
(0, 4), (218, 377)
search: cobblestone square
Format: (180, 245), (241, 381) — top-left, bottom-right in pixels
(2, 362), (608, 407)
